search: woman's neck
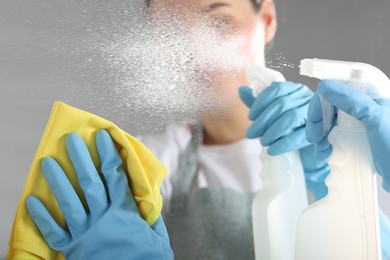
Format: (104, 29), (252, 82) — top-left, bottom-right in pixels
(201, 100), (251, 145)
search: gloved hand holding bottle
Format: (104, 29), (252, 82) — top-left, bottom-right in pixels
(305, 79), (390, 260)
(26, 130), (174, 260)
(306, 79), (390, 192)
(239, 81), (330, 200)
(239, 81), (312, 155)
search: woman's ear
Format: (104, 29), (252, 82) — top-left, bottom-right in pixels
(259, 0), (277, 44)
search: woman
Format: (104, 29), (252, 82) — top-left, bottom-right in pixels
(139, 0), (323, 259)
(26, 0), (390, 259)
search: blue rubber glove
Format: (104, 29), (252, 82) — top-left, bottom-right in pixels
(239, 82), (330, 199)
(239, 82), (312, 155)
(298, 144), (329, 200)
(306, 80), (390, 192)
(379, 208), (390, 260)
(26, 130), (173, 260)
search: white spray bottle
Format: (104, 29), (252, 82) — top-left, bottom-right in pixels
(246, 67), (309, 260)
(295, 58), (390, 260)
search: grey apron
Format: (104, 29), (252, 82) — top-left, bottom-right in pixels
(165, 124), (256, 260)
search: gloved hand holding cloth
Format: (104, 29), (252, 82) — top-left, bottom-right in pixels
(7, 102), (172, 260)
(26, 130), (173, 259)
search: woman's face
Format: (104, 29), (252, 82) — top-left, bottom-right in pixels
(148, 0), (277, 110)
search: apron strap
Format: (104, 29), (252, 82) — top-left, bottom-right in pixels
(169, 121), (203, 212)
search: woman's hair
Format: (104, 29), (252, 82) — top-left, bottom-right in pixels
(145, 0), (264, 12)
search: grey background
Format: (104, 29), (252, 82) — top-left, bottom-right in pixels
(1, 0), (390, 257)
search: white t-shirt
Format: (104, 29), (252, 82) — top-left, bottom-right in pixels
(139, 122), (264, 217)
(139, 124), (390, 220)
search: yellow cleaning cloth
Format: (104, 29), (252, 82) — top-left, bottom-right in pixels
(7, 102), (167, 260)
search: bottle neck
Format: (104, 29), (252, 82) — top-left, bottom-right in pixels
(336, 111), (365, 131)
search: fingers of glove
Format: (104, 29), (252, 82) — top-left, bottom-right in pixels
(379, 208), (390, 260)
(238, 86), (256, 108)
(318, 80), (381, 125)
(315, 136), (332, 153)
(247, 87), (312, 138)
(305, 164), (331, 183)
(382, 178), (390, 193)
(267, 126), (310, 155)
(41, 157), (88, 237)
(66, 133), (108, 223)
(151, 216), (170, 243)
(373, 149), (390, 191)
(307, 90), (324, 123)
(375, 98), (390, 110)
(307, 88), (338, 143)
(248, 81), (307, 120)
(306, 182), (329, 201)
(96, 130), (138, 212)
(306, 119), (324, 144)
(261, 106), (308, 146)
(299, 145), (330, 182)
(306, 91), (326, 143)
(314, 140), (333, 161)
(26, 196), (71, 249)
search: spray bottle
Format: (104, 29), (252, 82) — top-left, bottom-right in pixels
(246, 67), (309, 260)
(295, 58), (390, 260)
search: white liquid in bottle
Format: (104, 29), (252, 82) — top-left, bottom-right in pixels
(247, 67), (308, 260)
(295, 59), (388, 260)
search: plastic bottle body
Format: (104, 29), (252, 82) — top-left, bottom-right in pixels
(246, 66), (309, 260)
(295, 111), (381, 260)
(252, 149), (308, 260)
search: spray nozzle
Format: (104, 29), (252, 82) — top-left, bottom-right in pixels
(245, 66), (285, 97)
(300, 58), (390, 135)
